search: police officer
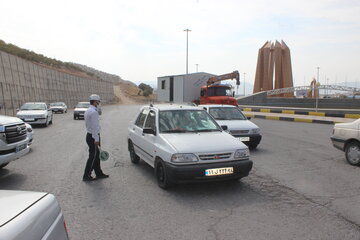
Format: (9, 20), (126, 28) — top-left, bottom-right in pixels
(83, 94), (109, 181)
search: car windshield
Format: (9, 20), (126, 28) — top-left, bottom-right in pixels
(209, 107), (247, 120)
(207, 86), (233, 97)
(76, 103), (90, 108)
(20, 103), (46, 110)
(159, 110), (220, 133)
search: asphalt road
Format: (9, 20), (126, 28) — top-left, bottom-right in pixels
(0, 104), (359, 240)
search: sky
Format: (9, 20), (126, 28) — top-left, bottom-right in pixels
(1, 0), (360, 92)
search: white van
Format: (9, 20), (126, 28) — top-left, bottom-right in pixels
(0, 190), (69, 240)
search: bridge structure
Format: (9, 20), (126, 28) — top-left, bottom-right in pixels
(266, 85), (360, 96)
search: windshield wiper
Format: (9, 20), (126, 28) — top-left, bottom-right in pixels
(215, 118), (227, 120)
(193, 129), (219, 132)
(162, 129), (189, 133)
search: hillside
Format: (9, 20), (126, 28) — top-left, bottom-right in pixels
(0, 39), (155, 104)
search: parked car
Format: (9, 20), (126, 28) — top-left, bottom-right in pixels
(74, 102), (90, 120)
(16, 102), (53, 127)
(50, 102), (67, 113)
(128, 104), (253, 189)
(0, 115), (30, 169)
(25, 123), (34, 145)
(200, 104), (262, 149)
(0, 190), (69, 240)
(331, 118), (360, 166)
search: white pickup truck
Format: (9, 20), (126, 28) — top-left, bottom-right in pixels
(0, 115), (30, 169)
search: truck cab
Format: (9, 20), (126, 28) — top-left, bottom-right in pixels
(200, 84), (238, 106)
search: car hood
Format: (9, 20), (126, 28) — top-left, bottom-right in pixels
(50, 106), (64, 109)
(335, 119), (360, 130)
(74, 108), (88, 111)
(161, 131), (247, 153)
(0, 190), (47, 226)
(17, 110), (47, 115)
(0, 115), (23, 125)
(215, 119), (258, 130)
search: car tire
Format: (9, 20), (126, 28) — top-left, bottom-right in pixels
(345, 141), (360, 166)
(44, 118), (49, 127)
(155, 160), (172, 189)
(0, 163), (9, 169)
(74, 116), (77, 120)
(49, 116), (53, 124)
(128, 141), (140, 164)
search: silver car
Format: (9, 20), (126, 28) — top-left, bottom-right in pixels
(0, 190), (69, 240)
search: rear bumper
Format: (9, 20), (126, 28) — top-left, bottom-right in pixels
(164, 159), (253, 183)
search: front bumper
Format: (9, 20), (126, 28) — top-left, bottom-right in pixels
(20, 118), (47, 125)
(164, 159), (253, 183)
(52, 108), (65, 113)
(74, 112), (85, 118)
(231, 133), (262, 146)
(330, 136), (346, 151)
(0, 144), (30, 166)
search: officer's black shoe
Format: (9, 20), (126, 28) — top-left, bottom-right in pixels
(96, 174), (109, 179)
(83, 176), (96, 181)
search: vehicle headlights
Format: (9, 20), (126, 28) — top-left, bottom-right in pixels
(0, 125), (4, 133)
(250, 128), (260, 134)
(171, 153), (199, 163)
(234, 149), (250, 159)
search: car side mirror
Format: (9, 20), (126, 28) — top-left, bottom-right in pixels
(221, 125), (228, 131)
(143, 128), (156, 135)
(247, 117), (251, 120)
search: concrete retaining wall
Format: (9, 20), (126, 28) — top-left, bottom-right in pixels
(237, 92), (360, 109)
(0, 51), (117, 116)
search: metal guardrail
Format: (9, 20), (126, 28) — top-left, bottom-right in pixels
(266, 85), (360, 96)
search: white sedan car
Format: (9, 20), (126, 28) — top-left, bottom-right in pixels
(331, 118), (360, 166)
(128, 104), (253, 189)
(200, 104), (262, 149)
(0, 190), (69, 240)
(16, 102), (53, 127)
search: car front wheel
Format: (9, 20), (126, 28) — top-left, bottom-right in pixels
(345, 141), (360, 166)
(128, 141), (140, 164)
(155, 160), (172, 189)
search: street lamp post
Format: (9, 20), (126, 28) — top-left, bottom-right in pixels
(184, 29), (191, 74)
(243, 72), (246, 96)
(316, 67), (320, 111)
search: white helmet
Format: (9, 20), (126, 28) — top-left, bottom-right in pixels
(89, 94), (101, 101)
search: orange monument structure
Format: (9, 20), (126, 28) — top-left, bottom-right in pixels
(253, 40), (294, 97)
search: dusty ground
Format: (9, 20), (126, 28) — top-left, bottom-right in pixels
(113, 81), (155, 105)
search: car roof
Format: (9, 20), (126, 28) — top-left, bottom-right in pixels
(143, 104), (203, 111)
(23, 102), (46, 104)
(199, 104), (236, 108)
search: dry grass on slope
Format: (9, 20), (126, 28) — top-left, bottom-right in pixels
(114, 81), (156, 105)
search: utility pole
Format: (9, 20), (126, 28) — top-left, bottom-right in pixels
(184, 29), (191, 74)
(243, 72), (246, 96)
(196, 64), (199, 72)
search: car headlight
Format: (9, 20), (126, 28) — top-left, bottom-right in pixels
(234, 149), (250, 159)
(250, 128), (260, 134)
(0, 125), (4, 133)
(171, 153), (199, 163)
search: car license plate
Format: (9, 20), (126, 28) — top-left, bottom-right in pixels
(238, 137), (250, 142)
(16, 144), (27, 152)
(25, 118), (35, 121)
(205, 167), (233, 176)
